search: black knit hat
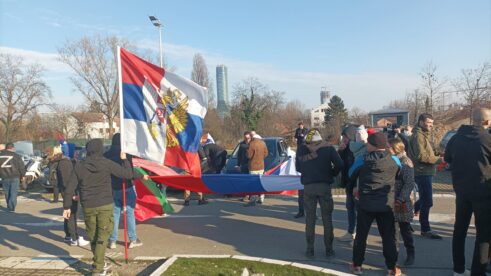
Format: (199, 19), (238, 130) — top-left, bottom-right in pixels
(367, 132), (387, 149)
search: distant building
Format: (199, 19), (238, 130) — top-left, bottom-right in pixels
(310, 88), (331, 128)
(70, 113), (119, 139)
(216, 65), (229, 118)
(311, 102), (330, 128)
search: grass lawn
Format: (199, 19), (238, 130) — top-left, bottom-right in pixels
(163, 258), (333, 276)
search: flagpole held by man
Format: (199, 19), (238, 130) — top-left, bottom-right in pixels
(62, 139), (148, 276)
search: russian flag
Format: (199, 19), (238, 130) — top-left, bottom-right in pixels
(118, 48), (207, 176)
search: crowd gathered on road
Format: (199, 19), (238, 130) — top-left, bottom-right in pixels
(1, 108), (491, 276)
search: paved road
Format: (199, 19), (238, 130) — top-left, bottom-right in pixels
(0, 187), (479, 276)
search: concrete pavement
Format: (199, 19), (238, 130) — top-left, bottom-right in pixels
(0, 187), (479, 275)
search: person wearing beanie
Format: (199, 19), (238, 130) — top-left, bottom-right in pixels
(62, 139), (149, 276)
(296, 128), (343, 259)
(348, 132), (403, 275)
(355, 125), (369, 143)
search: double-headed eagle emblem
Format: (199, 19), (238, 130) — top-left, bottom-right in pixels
(148, 87), (188, 148)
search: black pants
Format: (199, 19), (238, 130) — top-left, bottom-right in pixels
(53, 185), (60, 202)
(453, 194), (491, 275)
(62, 193), (79, 240)
(396, 222), (415, 255)
(353, 208), (398, 270)
(304, 183), (334, 252)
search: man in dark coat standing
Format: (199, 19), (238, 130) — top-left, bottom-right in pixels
(445, 108), (491, 276)
(296, 129), (343, 259)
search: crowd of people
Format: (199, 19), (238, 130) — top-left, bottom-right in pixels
(294, 109), (491, 276)
(1, 108), (491, 276)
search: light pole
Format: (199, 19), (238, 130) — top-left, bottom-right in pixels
(149, 16), (163, 68)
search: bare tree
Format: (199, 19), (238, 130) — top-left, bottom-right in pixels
(420, 62), (446, 115)
(48, 104), (78, 139)
(349, 107), (369, 126)
(453, 62), (491, 123)
(233, 77), (270, 131)
(58, 35), (131, 136)
(0, 54), (51, 142)
(191, 53), (214, 107)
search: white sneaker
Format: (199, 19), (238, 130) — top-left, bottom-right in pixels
(453, 270), (470, 276)
(77, 236), (90, 247)
(337, 232), (355, 242)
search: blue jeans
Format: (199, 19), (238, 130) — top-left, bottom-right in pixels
(346, 186), (358, 234)
(414, 175), (433, 232)
(3, 178), (19, 211)
(109, 187), (137, 242)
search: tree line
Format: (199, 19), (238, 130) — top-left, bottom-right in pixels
(0, 34), (489, 148)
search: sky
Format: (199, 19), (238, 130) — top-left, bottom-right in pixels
(0, 0), (490, 112)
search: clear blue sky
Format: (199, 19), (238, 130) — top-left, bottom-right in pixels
(1, 0), (489, 111)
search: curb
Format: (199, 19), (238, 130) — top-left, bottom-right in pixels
(149, 254), (354, 276)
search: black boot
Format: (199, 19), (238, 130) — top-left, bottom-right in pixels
(404, 250), (415, 266)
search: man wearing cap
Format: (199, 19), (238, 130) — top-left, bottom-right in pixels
(408, 113), (443, 239)
(348, 132), (402, 275)
(296, 128), (343, 259)
(0, 143), (26, 212)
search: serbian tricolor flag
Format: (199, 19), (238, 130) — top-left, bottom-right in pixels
(118, 47), (207, 176)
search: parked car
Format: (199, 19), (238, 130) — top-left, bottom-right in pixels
(222, 137), (290, 174)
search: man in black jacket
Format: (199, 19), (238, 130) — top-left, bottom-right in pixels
(236, 131), (252, 174)
(63, 139), (147, 276)
(294, 122), (309, 147)
(202, 142), (227, 174)
(104, 133), (142, 250)
(296, 129), (343, 259)
(0, 143), (26, 212)
(348, 132), (402, 275)
(445, 108), (491, 276)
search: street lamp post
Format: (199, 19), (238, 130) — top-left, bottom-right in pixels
(149, 16), (163, 68)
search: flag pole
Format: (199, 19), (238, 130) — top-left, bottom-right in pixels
(122, 179), (129, 264)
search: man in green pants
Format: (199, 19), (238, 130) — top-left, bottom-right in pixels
(63, 139), (147, 276)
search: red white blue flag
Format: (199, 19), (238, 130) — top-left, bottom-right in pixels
(118, 48), (207, 176)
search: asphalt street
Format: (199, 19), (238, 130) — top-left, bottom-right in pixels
(0, 188), (477, 275)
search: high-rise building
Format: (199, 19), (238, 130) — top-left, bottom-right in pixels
(320, 87), (330, 105)
(216, 65), (229, 118)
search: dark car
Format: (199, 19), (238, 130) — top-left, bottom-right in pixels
(223, 137), (290, 174)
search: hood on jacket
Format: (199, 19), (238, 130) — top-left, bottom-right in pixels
(303, 140), (327, 153)
(105, 133), (122, 161)
(85, 139), (104, 172)
(350, 141), (367, 156)
(342, 125), (357, 141)
(413, 126), (429, 136)
(457, 125), (483, 140)
(111, 133), (121, 147)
